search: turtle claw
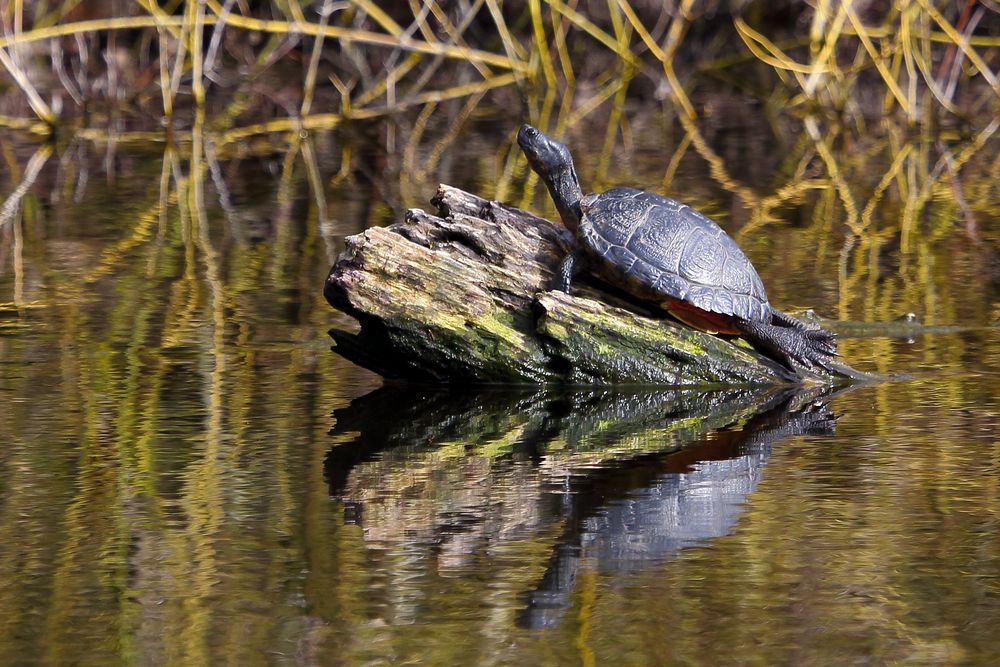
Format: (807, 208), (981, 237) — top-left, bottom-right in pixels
(552, 248), (587, 293)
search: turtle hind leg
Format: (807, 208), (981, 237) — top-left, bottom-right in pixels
(770, 309), (838, 355)
(736, 318), (839, 379)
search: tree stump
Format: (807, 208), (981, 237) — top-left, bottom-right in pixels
(324, 184), (821, 386)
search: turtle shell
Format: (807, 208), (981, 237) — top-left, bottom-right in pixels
(578, 187), (771, 326)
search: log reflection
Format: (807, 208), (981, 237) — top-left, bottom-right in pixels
(326, 384), (844, 628)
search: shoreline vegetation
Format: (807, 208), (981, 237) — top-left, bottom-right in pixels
(0, 1), (995, 137)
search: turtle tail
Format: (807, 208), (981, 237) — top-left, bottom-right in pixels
(736, 310), (843, 379)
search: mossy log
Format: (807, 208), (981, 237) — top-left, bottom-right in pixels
(324, 184), (818, 386)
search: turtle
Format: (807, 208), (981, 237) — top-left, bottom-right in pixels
(517, 123), (840, 378)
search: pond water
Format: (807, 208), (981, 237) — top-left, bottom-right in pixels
(0, 106), (998, 665)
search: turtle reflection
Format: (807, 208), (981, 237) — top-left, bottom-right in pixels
(518, 389), (837, 628)
(325, 385), (841, 628)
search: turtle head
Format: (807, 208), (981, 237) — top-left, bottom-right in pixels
(517, 124), (583, 231)
(518, 124), (574, 177)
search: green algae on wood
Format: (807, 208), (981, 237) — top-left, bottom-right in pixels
(534, 291), (784, 385)
(325, 184), (825, 386)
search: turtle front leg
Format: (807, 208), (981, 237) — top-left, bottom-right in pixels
(552, 248), (587, 293)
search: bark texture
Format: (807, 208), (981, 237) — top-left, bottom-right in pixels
(324, 184), (818, 385)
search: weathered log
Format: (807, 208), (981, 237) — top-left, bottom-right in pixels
(324, 184), (821, 386)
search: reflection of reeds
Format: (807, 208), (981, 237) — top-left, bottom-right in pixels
(0, 144), (51, 230)
(0, 99), (996, 660)
(0, 9), (996, 660)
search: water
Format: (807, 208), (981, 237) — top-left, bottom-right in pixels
(0, 109), (998, 665)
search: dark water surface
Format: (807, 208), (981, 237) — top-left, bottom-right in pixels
(1, 112), (998, 665)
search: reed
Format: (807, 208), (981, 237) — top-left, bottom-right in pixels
(0, 1), (990, 141)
